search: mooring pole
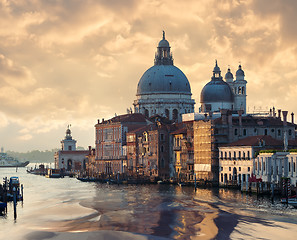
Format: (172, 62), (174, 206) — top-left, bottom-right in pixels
(21, 184), (24, 201)
(13, 187), (17, 220)
(194, 173), (197, 192)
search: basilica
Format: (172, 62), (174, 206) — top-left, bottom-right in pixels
(133, 31), (195, 122)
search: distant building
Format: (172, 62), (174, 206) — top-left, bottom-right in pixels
(94, 113), (148, 174)
(219, 135), (286, 186)
(133, 31), (195, 122)
(171, 121), (194, 182)
(191, 110), (297, 184)
(254, 151), (297, 187)
(54, 127), (89, 171)
(126, 117), (172, 179)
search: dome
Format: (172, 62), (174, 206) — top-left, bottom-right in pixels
(158, 39), (170, 48)
(136, 65), (191, 96)
(225, 68), (233, 80)
(236, 65), (244, 77)
(200, 80), (234, 103)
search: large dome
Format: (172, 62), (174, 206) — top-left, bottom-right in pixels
(136, 65), (191, 96)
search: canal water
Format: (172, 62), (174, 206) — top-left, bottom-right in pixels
(1, 165), (297, 240)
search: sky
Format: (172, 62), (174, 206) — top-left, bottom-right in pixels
(1, 0), (297, 152)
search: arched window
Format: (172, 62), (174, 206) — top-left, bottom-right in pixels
(233, 151), (236, 159)
(225, 152), (227, 159)
(165, 109), (169, 118)
(144, 109), (149, 118)
(242, 86), (245, 94)
(173, 109), (178, 121)
(238, 86), (241, 95)
(229, 152), (231, 159)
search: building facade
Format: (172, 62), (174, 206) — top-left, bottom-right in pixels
(54, 127), (89, 171)
(95, 113), (148, 175)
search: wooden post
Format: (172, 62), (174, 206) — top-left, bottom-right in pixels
(194, 173), (197, 192)
(21, 184), (24, 201)
(271, 183), (274, 203)
(13, 187), (17, 220)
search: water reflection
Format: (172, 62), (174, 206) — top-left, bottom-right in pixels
(1, 167), (297, 240)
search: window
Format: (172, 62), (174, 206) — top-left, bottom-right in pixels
(289, 129), (292, 136)
(278, 129), (281, 136)
(239, 167), (241, 171)
(234, 129), (238, 136)
(229, 152), (231, 159)
(160, 134), (164, 141)
(248, 167), (250, 172)
(289, 162), (291, 172)
(238, 151), (241, 159)
(294, 162), (296, 172)
(233, 151), (236, 159)
(68, 146), (72, 151)
(173, 109), (178, 121)
(161, 145), (164, 152)
(229, 167), (231, 171)
(165, 109), (169, 118)
(221, 167), (223, 171)
(205, 104), (212, 111)
(243, 129), (247, 136)
(264, 129), (268, 135)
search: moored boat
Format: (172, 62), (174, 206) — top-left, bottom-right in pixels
(0, 149), (29, 168)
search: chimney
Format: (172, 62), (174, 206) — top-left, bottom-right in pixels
(98, 119), (100, 124)
(238, 110), (243, 127)
(282, 111), (288, 126)
(220, 109), (228, 125)
(88, 146), (92, 154)
(228, 111), (233, 126)
(273, 107), (276, 118)
(102, 118), (104, 123)
(278, 109), (281, 119)
(291, 112), (294, 124)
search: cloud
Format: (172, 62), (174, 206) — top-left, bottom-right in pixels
(0, 0), (297, 151)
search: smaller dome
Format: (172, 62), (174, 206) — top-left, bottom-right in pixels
(158, 39), (170, 48)
(236, 65), (245, 77)
(200, 80), (234, 103)
(213, 60), (220, 73)
(225, 68), (233, 80)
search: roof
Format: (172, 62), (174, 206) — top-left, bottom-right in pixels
(96, 113), (148, 126)
(221, 135), (283, 147)
(214, 115), (297, 127)
(136, 65), (191, 96)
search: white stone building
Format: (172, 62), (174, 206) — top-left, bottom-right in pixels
(54, 127), (89, 171)
(133, 31), (195, 122)
(254, 151), (297, 187)
(219, 135), (286, 186)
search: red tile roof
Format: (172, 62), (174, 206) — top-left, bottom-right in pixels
(222, 135), (283, 147)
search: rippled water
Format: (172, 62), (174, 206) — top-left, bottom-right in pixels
(1, 165), (297, 240)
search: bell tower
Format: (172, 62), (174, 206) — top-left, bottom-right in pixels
(61, 125), (77, 151)
(233, 65), (247, 113)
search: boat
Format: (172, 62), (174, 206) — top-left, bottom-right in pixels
(45, 169), (61, 178)
(281, 196), (297, 208)
(0, 202), (7, 213)
(0, 149), (29, 168)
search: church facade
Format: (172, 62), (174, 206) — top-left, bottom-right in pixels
(200, 61), (247, 114)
